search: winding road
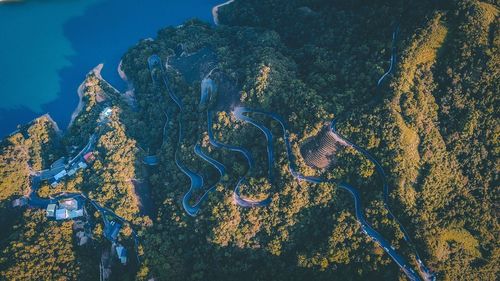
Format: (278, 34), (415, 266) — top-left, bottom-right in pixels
(207, 110), (272, 207)
(228, 107), (424, 281)
(215, 25), (432, 280)
(22, 115), (141, 263)
(149, 55), (229, 216)
(145, 22), (434, 280)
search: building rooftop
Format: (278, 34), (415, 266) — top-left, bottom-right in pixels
(83, 152), (95, 163)
(55, 208), (69, 220)
(59, 198), (78, 210)
(46, 204), (57, 217)
(104, 221), (122, 242)
(55, 208), (84, 220)
(115, 245), (127, 265)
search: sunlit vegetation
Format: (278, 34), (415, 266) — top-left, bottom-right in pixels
(0, 0), (498, 280)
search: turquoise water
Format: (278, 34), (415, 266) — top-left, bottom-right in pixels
(0, 0), (221, 136)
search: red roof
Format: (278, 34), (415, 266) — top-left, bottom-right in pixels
(84, 152), (95, 162)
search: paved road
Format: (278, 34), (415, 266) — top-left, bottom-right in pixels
(149, 55), (208, 215)
(27, 168), (139, 253)
(330, 120), (434, 280)
(22, 119), (141, 263)
(377, 27), (399, 87)
(206, 110), (272, 207)
(34, 135), (96, 180)
(223, 24), (434, 280)
(182, 144), (227, 216)
(230, 107), (422, 280)
(144, 23), (434, 280)
(68, 134), (96, 166)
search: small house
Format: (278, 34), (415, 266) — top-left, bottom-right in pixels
(50, 180), (59, 188)
(55, 208), (83, 220)
(104, 221), (122, 242)
(67, 168), (77, 176)
(70, 209), (84, 219)
(83, 152), (95, 164)
(115, 245), (127, 265)
(102, 107), (113, 117)
(59, 198), (78, 210)
(46, 204), (57, 217)
(55, 208), (69, 220)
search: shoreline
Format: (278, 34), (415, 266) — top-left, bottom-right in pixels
(212, 0), (235, 25)
(0, 1), (218, 139)
(42, 113), (62, 136)
(93, 63), (120, 94)
(68, 63), (114, 129)
(68, 80), (86, 129)
(68, 64), (104, 129)
(118, 60), (136, 106)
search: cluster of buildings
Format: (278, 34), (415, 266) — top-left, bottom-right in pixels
(50, 152), (95, 187)
(46, 198), (85, 220)
(14, 106), (132, 276)
(45, 197), (129, 267)
(46, 107), (110, 188)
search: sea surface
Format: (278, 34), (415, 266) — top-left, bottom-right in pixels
(0, 0), (221, 137)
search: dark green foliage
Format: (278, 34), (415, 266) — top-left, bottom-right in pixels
(0, 0), (498, 280)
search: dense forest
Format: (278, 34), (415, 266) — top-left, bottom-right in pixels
(0, 0), (498, 280)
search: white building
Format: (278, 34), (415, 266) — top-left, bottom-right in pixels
(46, 204), (57, 217)
(55, 208), (84, 220)
(54, 170), (67, 181)
(47, 198), (84, 220)
(67, 168), (77, 176)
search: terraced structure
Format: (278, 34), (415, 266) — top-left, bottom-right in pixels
(300, 126), (342, 169)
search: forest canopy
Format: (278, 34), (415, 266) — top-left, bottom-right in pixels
(0, 0), (498, 280)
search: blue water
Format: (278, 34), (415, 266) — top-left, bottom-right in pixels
(0, 0), (221, 137)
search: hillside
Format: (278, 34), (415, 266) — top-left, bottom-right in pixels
(0, 0), (498, 280)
